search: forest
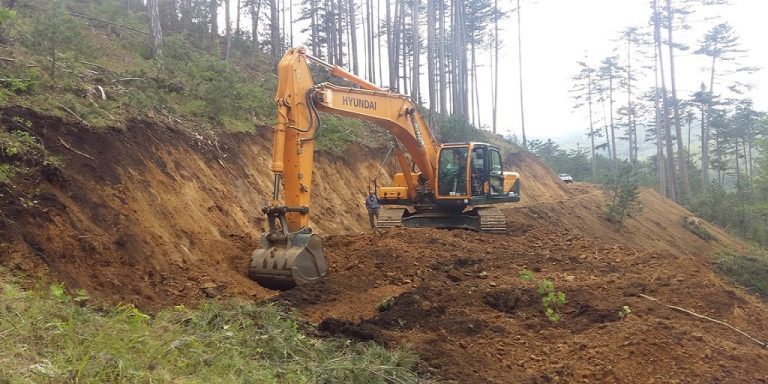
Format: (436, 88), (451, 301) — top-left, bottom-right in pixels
(1, 0), (766, 245)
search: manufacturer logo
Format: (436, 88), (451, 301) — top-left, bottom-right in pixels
(341, 96), (377, 110)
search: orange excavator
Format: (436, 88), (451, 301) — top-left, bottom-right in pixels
(249, 47), (521, 289)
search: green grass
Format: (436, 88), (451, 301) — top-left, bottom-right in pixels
(0, 278), (433, 383)
(714, 248), (768, 299)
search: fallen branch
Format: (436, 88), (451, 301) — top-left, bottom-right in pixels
(78, 60), (109, 71)
(68, 11), (148, 36)
(54, 102), (89, 127)
(0, 57), (15, 62)
(111, 77), (143, 83)
(58, 138), (95, 160)
(638, 293), (766, 348)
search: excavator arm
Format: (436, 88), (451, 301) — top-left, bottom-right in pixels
(249, 47), (441, 289)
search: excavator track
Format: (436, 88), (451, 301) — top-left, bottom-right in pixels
(377, 208), (406, 229)
(477, 207), (507, 233)
(376, 207), (507, 233)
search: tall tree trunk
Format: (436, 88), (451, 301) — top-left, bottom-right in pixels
(516, 0), (527, 148)
(269, 0), (279, 61)
(666, 0), (691, 201)
(386, 0), (397, 90)
(437, 0), (446, 114)
(699, 103), (705, 190)
(310, 1), (318, 56)
(472, 43), (481, 128)
(148, 0), (164, 59)
(236, 0), (241, 33)
(210, 0), (218, 38)
(603, 104), (611, 163)
(703, 53), (717, 191)
(451, 0), (467, 118)
(746, 115), (754, 181)
(427, 0), (436, 115)
(336, 0), (344, 65)
(377, 0), (383, 84)
(654, 0), (677, 200)
(235, 0), (242, 36)
(411, 0), (420, 101)
(492, 0), (499, 134)
(587, 70), (596, 182)
(654, 44), (666, 195)
(348, 0), (358, 74)
(224, 0), (232, 60)
(609, 74), (616, 166)
(250, 0), (262, 63)
(369, 0), (375, 82)
(179, 0), (192, 32)
(626, 32), (635, 164)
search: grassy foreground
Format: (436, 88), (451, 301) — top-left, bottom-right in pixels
(0, 277), (431, 384)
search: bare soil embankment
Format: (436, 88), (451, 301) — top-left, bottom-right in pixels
(2, 107), (767, 383)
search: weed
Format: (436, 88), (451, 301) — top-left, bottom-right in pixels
(518, 269), (534, 282)
(377, 296), (396, 312)
(618, 305), (632, 320)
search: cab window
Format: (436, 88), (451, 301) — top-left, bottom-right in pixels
(438, 147), (468, 196)
(489, 149), (503, 195)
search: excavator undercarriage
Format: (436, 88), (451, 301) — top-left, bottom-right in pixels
(377, 206), (508, 233)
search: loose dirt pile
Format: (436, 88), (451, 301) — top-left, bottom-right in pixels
(2, 107), (767, 382)
(281, 191), (768, 383)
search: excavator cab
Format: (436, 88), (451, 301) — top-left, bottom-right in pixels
(436, 143), (515, 201)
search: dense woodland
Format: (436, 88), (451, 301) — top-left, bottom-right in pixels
(0, 0), (766, 244)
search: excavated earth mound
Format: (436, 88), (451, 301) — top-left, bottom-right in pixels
(2, 107), (768, 382)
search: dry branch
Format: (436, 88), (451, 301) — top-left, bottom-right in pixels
(54, 102), (89, 127)
(57, 137), (95, 160)
(111, 77), (143, 83)
(638, 293), (766, 348)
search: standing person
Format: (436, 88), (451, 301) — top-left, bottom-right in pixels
(365, 190), (381, 230)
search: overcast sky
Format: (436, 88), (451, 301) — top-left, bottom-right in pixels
(232, 0), (767, 145)
(486, 0), (767, 142)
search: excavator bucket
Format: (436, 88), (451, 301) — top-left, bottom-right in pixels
(248, 231), (327, 290)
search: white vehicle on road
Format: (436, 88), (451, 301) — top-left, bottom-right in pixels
(559, 173), (573, 183)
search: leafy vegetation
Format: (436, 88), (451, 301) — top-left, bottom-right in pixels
(518, 269), (567, 323)
(1, 0), (276, 132)
(0, 278), (430, 384)
(617, 305), (632, 320)
(0, 117), (60, 188)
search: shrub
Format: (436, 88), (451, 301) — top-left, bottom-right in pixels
(602, 164), (643, 226)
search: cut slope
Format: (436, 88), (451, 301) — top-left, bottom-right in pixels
(0, 107), (388, 309)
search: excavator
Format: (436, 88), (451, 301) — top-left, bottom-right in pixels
(248, 47), (521, 289)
